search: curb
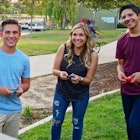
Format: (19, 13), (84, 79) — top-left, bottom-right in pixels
(19, 89), (120, 135)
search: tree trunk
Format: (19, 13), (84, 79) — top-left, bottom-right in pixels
(62, 0), (66, 29)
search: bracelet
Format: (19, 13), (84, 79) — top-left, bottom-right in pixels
(79, 76), (83, 83)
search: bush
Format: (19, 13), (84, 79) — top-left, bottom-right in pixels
(117, 23), (127, 28)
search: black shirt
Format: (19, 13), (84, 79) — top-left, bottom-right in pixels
(56, 46), (89, 101)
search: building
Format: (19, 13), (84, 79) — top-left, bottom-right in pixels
(76, 5), (119, 30)
(11, 0), (18, 3)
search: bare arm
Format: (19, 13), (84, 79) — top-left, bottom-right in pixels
(82, 51), (98, 85)
(20, 77), (30, 92)
(117, 59), (125, 79)
(14, 77), (30, 97)
(117, 59), (130, 83)
(53, 44), (69, 80)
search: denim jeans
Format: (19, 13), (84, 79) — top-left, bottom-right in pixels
(51, 91), (89, 140)
(121, 93), (140, 140)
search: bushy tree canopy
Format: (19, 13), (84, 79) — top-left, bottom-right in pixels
(78, 0), (137, 10)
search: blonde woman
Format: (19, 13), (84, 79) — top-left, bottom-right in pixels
(51, 23), (98, 140)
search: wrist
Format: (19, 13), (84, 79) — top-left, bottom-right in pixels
(79, 76), (83, 83)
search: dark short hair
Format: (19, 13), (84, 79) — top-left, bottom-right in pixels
(1, 19), (21, 32)
(119, 4), (140, 18)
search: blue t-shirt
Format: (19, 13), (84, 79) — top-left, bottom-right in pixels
(0, 49), (30, 114)
(116, 33), (140, 95)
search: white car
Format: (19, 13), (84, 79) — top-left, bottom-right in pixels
(28, 20), (48, 31)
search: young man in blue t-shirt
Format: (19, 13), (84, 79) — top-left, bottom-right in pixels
(0, 19), (30, 138)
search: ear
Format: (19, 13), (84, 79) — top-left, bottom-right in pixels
(19, 32), (21, 38)
(138, 13), (140, 19)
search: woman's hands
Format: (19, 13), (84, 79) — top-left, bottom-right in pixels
(69, 73), (81, 84)
(59, 71), (81, 84)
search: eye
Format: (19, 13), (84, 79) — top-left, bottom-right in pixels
(5, 31), (10, 34)
(121, 15), (126, 19)
(13, 31), (18, 35)
(79, 33), (85, 37)
(72, 33), (77, 36)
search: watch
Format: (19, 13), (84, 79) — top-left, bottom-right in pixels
(79, 76), (83, 83)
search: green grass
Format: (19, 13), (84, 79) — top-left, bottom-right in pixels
(0, 29), (126, 56)
(18, 92), (128, 140)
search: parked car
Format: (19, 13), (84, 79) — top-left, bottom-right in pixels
(19, 20), (30, 30)
(28, 20), (48, 31)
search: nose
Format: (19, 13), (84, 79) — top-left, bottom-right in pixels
(10, 33), (14, 37)
(75, 35), (81, 39)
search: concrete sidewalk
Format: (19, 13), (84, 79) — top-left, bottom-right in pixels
(29, 41), (117, 78)
(29, 54), (56, 78)
(98, 41), (117, 64)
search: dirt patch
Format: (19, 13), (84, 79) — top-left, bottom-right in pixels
(20, 61), (120, 128)
(90, 61), (120, 96)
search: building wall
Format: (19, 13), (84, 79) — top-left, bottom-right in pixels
(94, 9), (118, 30)
(11, 0), (18, 2)
(75, 5), (119, 30)
(74, 5), (94, 24)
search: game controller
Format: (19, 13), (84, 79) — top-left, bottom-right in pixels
(10, 89), (21, 93)
(122, 77), (133, 82)
(67, 75), (74, 79)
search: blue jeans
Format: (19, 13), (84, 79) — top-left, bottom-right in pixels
(121, 93), (140, 140)
(51, 91), (89, 140)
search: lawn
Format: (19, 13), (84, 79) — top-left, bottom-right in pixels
(18, 92), (128, 140)
(0, 29), (126, 56)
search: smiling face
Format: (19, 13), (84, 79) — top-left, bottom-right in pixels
(121, 9), (140, 29)
(71, 27), (87, 49)
(2, 24), (21, 49)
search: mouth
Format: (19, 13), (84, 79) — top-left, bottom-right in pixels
(124, 20), (133, 27)
(8, 39), (15, 44)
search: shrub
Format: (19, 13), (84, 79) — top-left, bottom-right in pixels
(117, 23), (127, 28)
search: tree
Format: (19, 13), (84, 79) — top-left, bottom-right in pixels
(133, 0), (140, 7)
(78, 0), (136, 10)
(46, 1), (63, 29)
(0, 0), (14, 14)
(0, 0), (23, 20)
(18, 0), (48, 35)
(65, 0), (78, 27)
(45, 0), (78, 29)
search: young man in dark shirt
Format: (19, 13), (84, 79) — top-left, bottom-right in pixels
(116, 4), (140, 140)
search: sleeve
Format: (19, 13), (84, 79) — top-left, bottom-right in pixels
(22, 57), (30, 78)
(115, 39), (125, 60)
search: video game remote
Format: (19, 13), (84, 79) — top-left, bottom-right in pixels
(122, 77), (133, 82)
(10, 89), (21, 93)
(67, 75), (74, 79)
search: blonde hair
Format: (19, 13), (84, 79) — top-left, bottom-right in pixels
(64, 22), (95, 69)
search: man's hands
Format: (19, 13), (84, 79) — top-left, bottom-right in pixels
(118, 71), (140, 84)
(10, 86), (23, 97)
(130, 72), (140, 84)
(0, 86), (23, 97)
